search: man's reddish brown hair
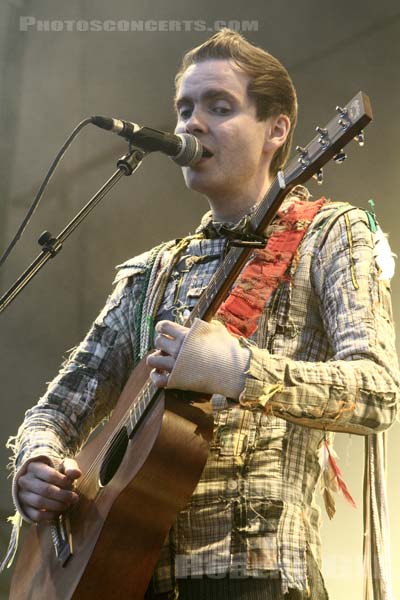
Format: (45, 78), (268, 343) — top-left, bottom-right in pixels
(175, 28), (298, 177)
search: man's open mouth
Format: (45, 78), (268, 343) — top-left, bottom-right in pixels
(202, 147), (213, 158)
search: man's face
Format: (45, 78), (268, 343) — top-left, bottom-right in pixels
(175, 59), (274, 205)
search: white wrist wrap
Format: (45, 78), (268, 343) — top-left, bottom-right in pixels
(167, 318), (250, 399)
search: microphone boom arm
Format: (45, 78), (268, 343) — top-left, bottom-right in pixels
(0, 149), (144, 314)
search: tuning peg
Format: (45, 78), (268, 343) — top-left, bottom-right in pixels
(339, 118), (350, 130)
(333, 150), (347, 164)
(313, 168), (324, 185)
(316, 126), (329, 148)
(296, 145), (310, 168)
(336, 106), (350, 129)
(354, 131), (365, 147)
(336, 106), (348, 116)
(296, 145), (307, 157)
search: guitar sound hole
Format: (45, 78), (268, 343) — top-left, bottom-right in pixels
(99, 427), (129, 486)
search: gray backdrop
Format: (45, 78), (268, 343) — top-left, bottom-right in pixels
(0, 1), (399, 597)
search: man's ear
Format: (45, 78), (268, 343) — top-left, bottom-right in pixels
(263, 114), (291, 153)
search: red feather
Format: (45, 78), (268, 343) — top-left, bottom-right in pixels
(325, 440), (357, 509)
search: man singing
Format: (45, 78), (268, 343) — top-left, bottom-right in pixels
(7, 29), (399, 599)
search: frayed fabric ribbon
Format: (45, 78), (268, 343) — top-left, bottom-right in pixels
(216, 198), (326, 337)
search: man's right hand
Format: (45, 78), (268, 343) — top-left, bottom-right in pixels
(17, 457), (81, 523)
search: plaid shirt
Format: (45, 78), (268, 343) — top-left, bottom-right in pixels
(10, 193), (399, 595)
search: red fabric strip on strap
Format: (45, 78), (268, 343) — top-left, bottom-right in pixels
(216, 198), (326, 338)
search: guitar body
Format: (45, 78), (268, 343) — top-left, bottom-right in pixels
(10, 358), (213, 600)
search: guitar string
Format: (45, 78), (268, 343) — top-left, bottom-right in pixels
(79, 382), (155, 490)
(74, 378), (158, 494)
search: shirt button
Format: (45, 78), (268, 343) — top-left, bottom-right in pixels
(227, 480), (238, 491)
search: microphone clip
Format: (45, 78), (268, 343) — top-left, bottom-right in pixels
(117, 146), (146, 175)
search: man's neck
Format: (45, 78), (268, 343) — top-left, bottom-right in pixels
(208, 184), (271, 224)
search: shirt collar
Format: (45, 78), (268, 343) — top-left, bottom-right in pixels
(196, 186), (312, 239)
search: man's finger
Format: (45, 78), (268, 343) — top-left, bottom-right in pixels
(150, 369), (169, 388)
(155, 320), (189, 338)
(23, 505), (60, 523)
(61, 458), (82, 481)
(147, 351), (175, 372)
(26, 461), (76, 490)
(18, 475), (79, 505)
(153, 332), (181, 356)
(18, 490), (75, 513)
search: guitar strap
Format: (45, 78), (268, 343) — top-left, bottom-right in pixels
(216, 196), (326, 337)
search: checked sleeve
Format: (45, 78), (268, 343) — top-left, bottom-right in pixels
(240, 209), (400, 434)
(9, 276), (139, 521)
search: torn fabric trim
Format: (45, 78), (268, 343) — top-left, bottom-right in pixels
(216, 198), (326, 338)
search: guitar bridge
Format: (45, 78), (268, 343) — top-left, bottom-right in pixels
(50, 514), (73, 566)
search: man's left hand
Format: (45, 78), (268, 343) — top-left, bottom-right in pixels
(146, 320), (189, 388)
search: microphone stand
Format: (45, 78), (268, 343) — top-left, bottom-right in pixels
(0, 147), (145, 314)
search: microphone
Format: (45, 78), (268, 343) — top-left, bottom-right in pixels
(91, 116), (204, 166)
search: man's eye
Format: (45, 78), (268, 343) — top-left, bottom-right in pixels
(178, 108), (192, 120)
(212, 105), (231, 115)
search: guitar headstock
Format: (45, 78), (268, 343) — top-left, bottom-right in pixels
(281, 91), (372, 189)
